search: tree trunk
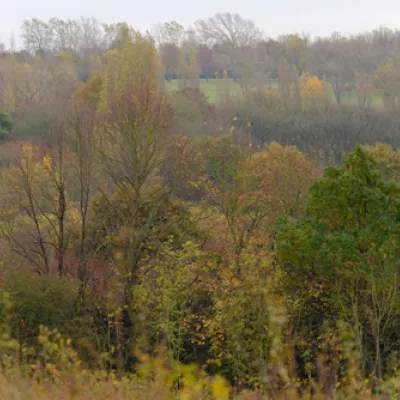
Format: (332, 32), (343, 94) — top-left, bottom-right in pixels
(122, 273), (139, 370)
(334, 88), (341, 104)
(57, 181), (66, 277)
(375, 333), (382, 379)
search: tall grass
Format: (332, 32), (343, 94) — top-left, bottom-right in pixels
(1, 292), (400, 398)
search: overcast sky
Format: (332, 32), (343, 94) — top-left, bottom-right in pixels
(2, 0), (400, 46)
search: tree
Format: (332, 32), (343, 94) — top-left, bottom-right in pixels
(67, 102), (99, 301)
(195, 13), (262, 80)
(0, 53), (78, 276)
(310, 35), (354, 104)
(354, 71), (374, 110)
(198, 46), (217, 80)
(96, 32), (170, 366)
(0, 140), (73, 277)
(196, 13), (261, 48)
(74, 17), (105, 55)
(178, 45), (200, 88)
(264, 39), (287, 80)
(363, 143), (400, 181)
(21, 17), (107, 56)
(300, 73), (324, 105)
(280, 34), (309, 75)
(154, 21), (185, 81)
(48, 18), (80, 53)
(160, 43), (180, 81)
(277, 147), (400, 377)
(374, 57), (400, 111)
(207, 139), (318, 271)
(21, 18), (53, 54)
(230, 143), (318, 253)
(0, 110), (12, 143)
(155, 21), (184, 46)
(252, 41), (274, 88)
(278, 57), (302, 109)
(71, 73), (103, 108)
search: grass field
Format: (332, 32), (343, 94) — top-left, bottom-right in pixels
(165, 79), (281, 103)
(165, 78), (256, 103)
(165, 78), (385, 107)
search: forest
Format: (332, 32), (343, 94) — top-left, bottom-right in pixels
(2, 13), (400, 399)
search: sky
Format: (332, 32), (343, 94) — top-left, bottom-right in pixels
(2, 0), (400, 46)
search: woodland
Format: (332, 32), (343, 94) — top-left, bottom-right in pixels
(2, 13), (400, 399)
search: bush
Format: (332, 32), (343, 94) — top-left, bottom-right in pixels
(2, 272), (93, 354)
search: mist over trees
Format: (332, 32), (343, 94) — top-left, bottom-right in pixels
(2, 12), (400, 399)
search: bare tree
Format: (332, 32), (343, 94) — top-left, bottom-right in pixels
(195, 13), (262, 79)
(21, 17), (107, 56)
(48, 18), (78, 53)
(0, 144), (51, 275)
(152, 20), (185, 47)
(310, 34), (354, 104)
(0, 125), (71, 277)
(195, 13), (262, 48)
(21, 18), (53, 54)
(67, 103), (98, 301)
(76, 17), (104, 55)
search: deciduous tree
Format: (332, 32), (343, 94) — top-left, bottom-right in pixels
(96, 32), (170, 366)
(277, 147), (400, 377)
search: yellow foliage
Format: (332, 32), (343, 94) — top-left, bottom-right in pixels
(42, 155), (52, 172)
(71, 73), (103, 106)
(56, 50), (75, 62)
(300, 73), (324, 100)
(211, 376), (230, 399)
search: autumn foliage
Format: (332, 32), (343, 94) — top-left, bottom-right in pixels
(3, 16), (400, 400)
